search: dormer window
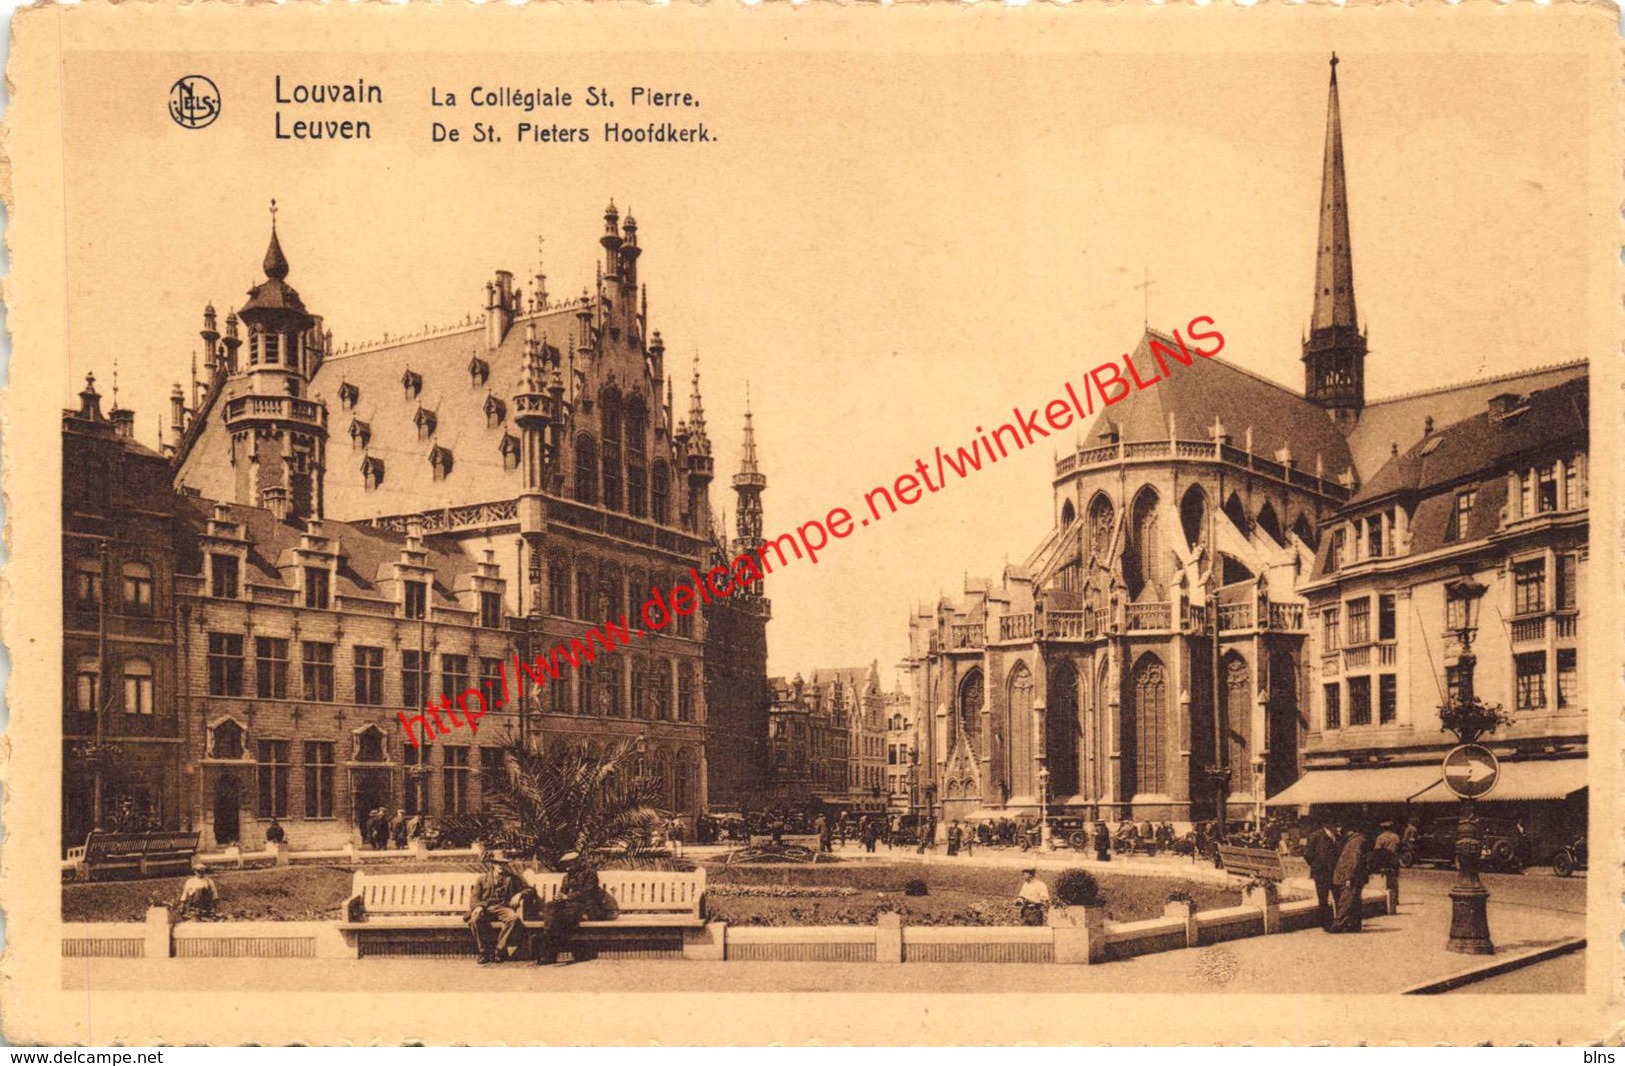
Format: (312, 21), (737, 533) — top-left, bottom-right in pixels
(415, 407), (437, 441)
(469, 356), (489, 387)
(402, 369), (423, 400)
(349, 418), (371, 449)
(484, 394), (506, 429)
(499, 433), (521, 472)
(361, 455), (385, 491)
(338, 381), (360, 410)
(403, 579), (427, 620)
(429, 445), (454, 481)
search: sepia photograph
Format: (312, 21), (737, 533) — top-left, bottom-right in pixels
(1, 1), (1619, 1047)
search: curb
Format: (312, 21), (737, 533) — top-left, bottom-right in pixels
(1399, 936), (1585, 994)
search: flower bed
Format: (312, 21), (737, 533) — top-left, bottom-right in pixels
(703, 861), (1236, 928)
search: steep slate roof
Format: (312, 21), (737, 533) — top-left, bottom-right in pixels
(175, 496), (482, 607)
(1351, 374), (1589, 506)
(1345, 361), (1587, 482)
(808, 665), (878, 699)
(1093, 329), (1356, 481)
(312, 305), (591, 520)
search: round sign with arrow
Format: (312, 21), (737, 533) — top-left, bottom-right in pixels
(1441, 743), (1500, 799)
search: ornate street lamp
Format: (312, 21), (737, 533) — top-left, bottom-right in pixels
(1037, 765), (1052, 848)
(1440, 575), (1510, 956)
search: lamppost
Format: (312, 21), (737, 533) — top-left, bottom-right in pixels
(1440, 576), (1506, 956)
(1037, 765), (1051, 848)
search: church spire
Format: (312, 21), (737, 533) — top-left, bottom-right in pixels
(263, 199), (289, 281)
(1302, 53), (1367, 432)
(731, 383), (767, 600)
(1312, 54), (1356, 334)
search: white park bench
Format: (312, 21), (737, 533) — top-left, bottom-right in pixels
(336, 868), (705, 958)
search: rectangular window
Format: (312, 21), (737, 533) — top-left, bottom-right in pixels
(1366, 516), (1383, 559)
(1537, 464), (1558, 513)
(402, 650), (427, 710)
(76, 664), (100, 714)
(403, 580), (427, 621)
(578, 664), (595, 715)
(548, 565), (570, 618)
(1328, 530), (1346, 573)
(1565, 456), (1585, 510)
(550, 668), (571, 715)
(441, 654), (470, 701)
(207, 633), (245, 697)
(1347, 676), (1372, 727)
(303, 741), (335, 819)
(1445, 665), (1465, 708)
(1445, 490), (1476, 543)
(1519, 470), (1534, 519)
(1378, 674), (1397, 724)
(479, 746), (506, 800)
(479, 591), (503, 630)
(1378, 594), (1396, 642)
(305, 567), (330, 610)
(210, 554), (240, 599)
(1557, 649), (1578, 708)
(442, 745), (470, 815)
(576, 572), (594, 620)
(1346, 598), (1371, 645)
(1322, 684), (1340, 730)
(353, 646), (385, 706)
(123, 664), (153, 715)
(301, 641), (335, 702)
(1556, 553), (1578, 612)
(256, 740), (290, 819)
(479, 657), (505, 706)
(404, 744), (428, 816)
(1321, 608), (1341, 653)
(1514, 559), (1546, 616)
(123, 568), (153, 615)
(1515, 652), (1547, 710)
(73, 563), (103, 607)
(255, 637), (289, 699)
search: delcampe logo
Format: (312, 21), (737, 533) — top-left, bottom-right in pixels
(168, 75), (220, 130)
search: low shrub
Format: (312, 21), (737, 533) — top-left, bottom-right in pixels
(1165, 888), (1197, 906)
(1053, 868), (1103, 907)
(903, 878), (929, 897)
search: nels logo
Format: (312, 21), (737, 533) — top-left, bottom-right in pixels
(169, 75), (221, 130)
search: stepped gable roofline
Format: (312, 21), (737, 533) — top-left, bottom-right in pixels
(1349, 374), (1588, 506)
(174, 495), (480, 606)
(1088, 326), (1354, 477)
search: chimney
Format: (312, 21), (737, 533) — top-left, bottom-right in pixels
(487, 271), (516, 350)
(1423, 415), (1435, 435)
(109, 408), (136, 439)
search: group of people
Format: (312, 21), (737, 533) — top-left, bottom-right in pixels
(1302, 816), (1403, 933)
(464, 854), (617, 965)
(361, 807), (425, 850)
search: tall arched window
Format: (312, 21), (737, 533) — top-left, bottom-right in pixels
(1046, 660), (1080, 799)
(1257, 502), (1284, 547)
(122, 658), (154, 715)
(652, 749), (672, 808)
(1087, 494), (1115, 562)
(600, 391), (623, 512)
(651, 462), (671, 525)
(71, 557), (103, 607)
(577, 663), (596, 715)
(1004, 662), (1033, 800)
(1130, 654), (1167, 795)
(74, 655), (101, 714)
(600, 657), (623, 717)
(1180, 485), (1208, 552)
(626, 399), (648, 518)
(1291, 514), (1319, 551)
(122, 561), (154, 616)
(956, 669), (984, 749)
(1060, 499), (1077, 528)
(652, 660), (671, 720)
(574, 434), (598, 505)
(1125, 489), (1169, 600)
(630, 658), (648, 719)
(575, 561), (595, 619)
(1221, 653), (1254, 795)
(548, 559), (571, 618)
(674, 751), (695, 810)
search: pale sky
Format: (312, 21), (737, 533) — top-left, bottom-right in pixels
(60, 47), (1592, 680)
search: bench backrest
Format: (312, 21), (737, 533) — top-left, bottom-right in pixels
(522, 869), (705, 914)
(354, 872), (481, 915)
(83, 831), (199, 862)
(1218, 844), (1287, 881)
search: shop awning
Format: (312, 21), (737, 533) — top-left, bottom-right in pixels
(1266, 757), (1587, 808)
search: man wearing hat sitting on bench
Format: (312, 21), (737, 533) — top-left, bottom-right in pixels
(467, 855), (529, 964)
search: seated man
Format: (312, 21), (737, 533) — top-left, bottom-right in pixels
(178, 860), (219, 920)
(466, 857), (529, 964)
(534, 856), (618, 965)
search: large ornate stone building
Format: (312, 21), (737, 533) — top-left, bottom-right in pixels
(902, 57), (1589, 835)
(63, 204), (772, 849)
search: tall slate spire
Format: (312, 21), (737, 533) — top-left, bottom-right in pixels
(1312, 54), (1356, 333)
(1302, 53), (1368, 432)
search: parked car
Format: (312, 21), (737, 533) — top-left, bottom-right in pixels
(1398, 816), (1529, 872)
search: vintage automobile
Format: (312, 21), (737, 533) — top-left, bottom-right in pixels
(1398, 815), (1529, 872)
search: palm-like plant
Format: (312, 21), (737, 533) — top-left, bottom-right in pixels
(437, 732), (668, 871)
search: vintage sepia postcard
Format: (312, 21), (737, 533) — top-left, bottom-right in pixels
(1, 0), (1619, 1047)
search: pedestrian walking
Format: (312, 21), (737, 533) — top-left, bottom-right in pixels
(946, 820), (962, 857)
(1303, 816), (1341, 932)
(1329, 823), (1370, 933)
(1093, 820), (1111, 862)
(1373, 820), (1402, 906)
(391, 808), (408, 849)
